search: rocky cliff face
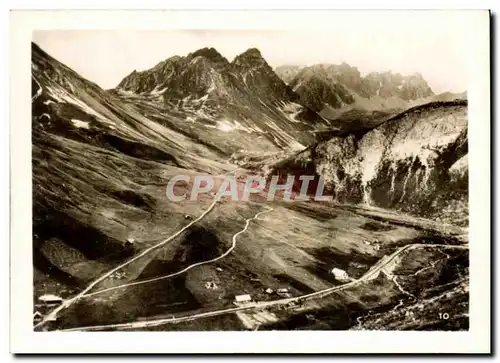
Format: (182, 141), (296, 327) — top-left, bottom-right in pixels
(117, 55), (183, 94)
(278, 63), (436, 116)
(363, 71), (434, 101)
(117, 47), (315, 111)
(270, 101), (468, 226)
(430, 91), (467, 102)
(288, 64), (357, 111)
(232, 48), (299, 102)
(115, 47), (330, 151)
(117, 47), (304, 108)
(118, 47), (231, 99)
(274, 65), (304, 84)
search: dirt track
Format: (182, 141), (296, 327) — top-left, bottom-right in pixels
(60, 243), (468, 332)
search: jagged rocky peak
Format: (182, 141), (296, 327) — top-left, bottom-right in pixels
(117, 54), (185, 92)
(337, 62), (359, 71)
(364, 71), (434, 100)
(289, 65), (356, 111)
(151, 55), (182, 71)
(232, 48), (268, 68)
(274, 65), (304, 84)
(117, 48), (230, 92)
(284, 62), (436, 114)
(290, 63), (363, 92)
(320, 62), (360, 74)
(167, 55), (182, 63)
(329, 63), (363, 82)
(117, 68), (146, 89)
(187, 47), (228, 64)
(293, 63), (360, 80)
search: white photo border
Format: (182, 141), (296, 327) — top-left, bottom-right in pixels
(9, 9), (491, 354)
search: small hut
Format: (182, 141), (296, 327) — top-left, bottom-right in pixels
(331, 268), (350, 281)
(234, 294), (253, 305)
(38, 294), (63, 304)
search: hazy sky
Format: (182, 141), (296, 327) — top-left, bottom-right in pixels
(33, 18), (470, 93)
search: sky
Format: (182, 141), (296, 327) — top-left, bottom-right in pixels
(33, 14), (471, 93)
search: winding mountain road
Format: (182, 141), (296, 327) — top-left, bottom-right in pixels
(34, 167), (244, 329)
(83, 206), (274, 298)
(60, 243), (468, 332)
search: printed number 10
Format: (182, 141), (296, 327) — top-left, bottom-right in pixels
(439, 313), (450, 320)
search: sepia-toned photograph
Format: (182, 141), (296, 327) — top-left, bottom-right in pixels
(10, 9), (491, 354)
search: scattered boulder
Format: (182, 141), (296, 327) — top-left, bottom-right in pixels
(124, 238), (135, 247)
(205, 281), (218, 290)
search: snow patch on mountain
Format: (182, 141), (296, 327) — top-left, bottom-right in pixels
(71, 119), (90, 129)
(150, 86), (169, 95)
(216, 120), (254, 133)
(279, 102), (305, 123)
(45, 85), (115, 126)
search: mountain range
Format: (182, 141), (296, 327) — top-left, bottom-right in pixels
(115, 47), (330, 152)
(275, 63), (466, 119)
(31, 41), (469, 332)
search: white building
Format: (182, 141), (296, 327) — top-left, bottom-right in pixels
(331, 268), (350, 282)
(277, 288), (291, 297)
(234, 294), (253, 305)
(38, 294), (63, 303)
